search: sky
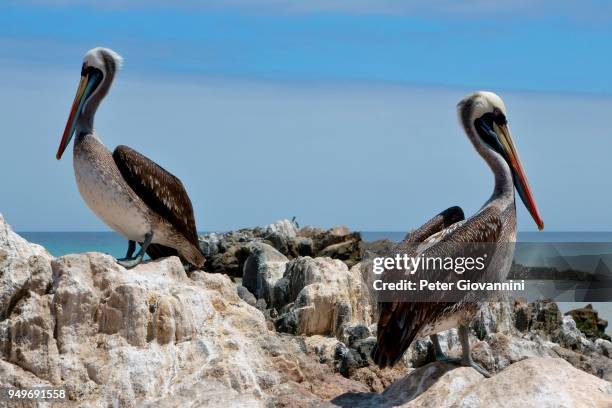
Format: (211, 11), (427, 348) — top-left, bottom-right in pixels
(1, 1), (612, 232)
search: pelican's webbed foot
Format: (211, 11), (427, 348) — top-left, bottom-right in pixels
(430, 327), (491, 377)
(463, 359), (491, 377)
(117, 233), (153, 269)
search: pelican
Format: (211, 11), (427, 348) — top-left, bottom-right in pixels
(56, 47), (205, 269)
(371, 92), (544, 376)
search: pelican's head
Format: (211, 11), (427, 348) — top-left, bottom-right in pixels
(56, 47), (123, 160)
(458, 91), (544, 231)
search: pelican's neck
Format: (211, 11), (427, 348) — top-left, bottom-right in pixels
(75, 71), (114, 136)
(463, 121), (515, 210)
(484, 148), (514, 208)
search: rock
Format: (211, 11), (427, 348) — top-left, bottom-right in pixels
(528, 299), (563, 334)
(0, 217), (371, 407)
(0, 215), (57, 384)
(236, 285), (257, 307)
(210, 244), (251, 277)
(403, 327), (561, 375)
(319, 239), (361, 268)
(511, 298), (563, 335)
(348, 366), (407, 394)
(295, 237), (316, 257)
(5, 213), (612, 406)
(471, 298), (517, 339)
(484, 332), (557, 371)
(303, 335), (342, 365)
(595, 339), (612, 358)
(361, 239), (395, 258)
(513, 297), (530, 331)
(255, 298), (268, 311)
(242, 242), (288, 305)
(262, 219), (300, 257)
(199, 230), (255, 277)
(552, 315), (596, 353)
(341, 324), (371, 348)
(551, 345), (612, 381)
(273, 257), (373, 337)
(299, 225), (363, 265)
(566, 304), (611, 341)
(297, 226), (326, 238)
(199, 232), (221, 257)
(0, 214), (53, 320)
(301, 335), (406, 393)
(264, 219), (299, 239)
(331, 358), (612, 407)
(334, 342), (356, 376)
(202, 221), (365, 273)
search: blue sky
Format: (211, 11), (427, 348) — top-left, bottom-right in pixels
(2, 2), (612, 93)
(1, 1), (612, 232)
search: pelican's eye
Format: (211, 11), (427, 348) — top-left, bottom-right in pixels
(492, 108), (507, 126)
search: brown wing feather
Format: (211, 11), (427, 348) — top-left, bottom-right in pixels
(113, 145), (201, 252)
(372, 206), (503, 368)
(404, 206), (464, 243)
(146, 243), (179, 261)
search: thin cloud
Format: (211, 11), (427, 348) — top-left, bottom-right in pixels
(10, 0), (612, 20)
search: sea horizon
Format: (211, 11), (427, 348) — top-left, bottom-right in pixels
(18, 230), (612, 259)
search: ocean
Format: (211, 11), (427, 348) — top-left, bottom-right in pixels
(18, 231), (612, 335)
(19, 231), (612, 259)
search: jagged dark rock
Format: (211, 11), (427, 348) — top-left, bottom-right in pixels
(199, 220), (365, 278)
(236, 284), (257, 307)
(566, 304), (611, 341)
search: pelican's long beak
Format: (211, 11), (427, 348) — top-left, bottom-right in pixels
(56, 72), (92, 160)
(493, 122), (544, 230)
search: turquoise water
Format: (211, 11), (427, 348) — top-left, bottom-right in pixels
(20, 231), (129, 258)
(19, 231), (612, 258)
(21, 231), (404, 257)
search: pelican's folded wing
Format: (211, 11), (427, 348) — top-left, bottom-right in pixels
(403, 206), (465, 243)
(112, 145), (200, 250)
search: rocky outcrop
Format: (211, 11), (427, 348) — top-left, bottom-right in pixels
(0, 215), (369, 407)
(199, 219), (363, 277)
(1, 214), (611, 407)
(566, 304), (611, 341)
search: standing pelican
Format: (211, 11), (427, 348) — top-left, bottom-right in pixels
(371, 92), (543, 376)
(56, 47), (205, 269)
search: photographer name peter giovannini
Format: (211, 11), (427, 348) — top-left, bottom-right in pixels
(372, 279), (526, 292)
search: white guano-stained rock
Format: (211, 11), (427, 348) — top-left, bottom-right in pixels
(0, 215), (369, 407)
(274, 257), (373, 337)
(332, 358), (612, 407)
